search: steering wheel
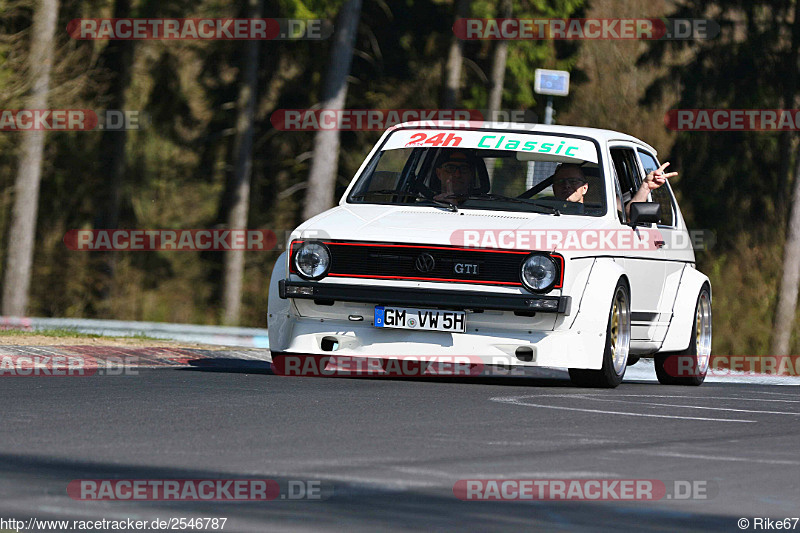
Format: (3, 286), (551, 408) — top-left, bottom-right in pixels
(411, 179), (437, 200)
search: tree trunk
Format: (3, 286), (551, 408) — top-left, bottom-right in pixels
(487, 0), (511, 117)
(771, 148), (800, 355)
(442, 0), (470, 109)
(93, 0), (134, 306)
(770, 2), (800, 354)
(485, 0), (512, 180)
(95, 0), (133, 230)
(777, 0), (800, 221)
(302, 0), (362, 220)
(1, 0), (59, 316)
(222, 0), (262, 325)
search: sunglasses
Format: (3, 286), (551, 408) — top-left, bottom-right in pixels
(554, 178), (586, 187)
(440, 162), (472, 174)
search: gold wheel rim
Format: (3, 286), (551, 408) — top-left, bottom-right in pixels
(611, 287), (630, 376)
(696, 292), (712, 373)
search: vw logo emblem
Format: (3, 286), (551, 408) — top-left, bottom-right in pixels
(415, 253), (436, 273)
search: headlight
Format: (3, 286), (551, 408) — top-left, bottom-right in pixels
(520, 254), (558, 292)
(293, 241), (331, 280)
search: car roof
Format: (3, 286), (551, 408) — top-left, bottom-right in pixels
(390, 121), (658, 155)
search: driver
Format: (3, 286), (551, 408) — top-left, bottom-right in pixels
(433, 150), (475, 202)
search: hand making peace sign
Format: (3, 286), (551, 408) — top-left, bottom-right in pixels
(643, 162), (678, 191)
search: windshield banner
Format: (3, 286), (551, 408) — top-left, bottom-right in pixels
(382, 129), (598, 163)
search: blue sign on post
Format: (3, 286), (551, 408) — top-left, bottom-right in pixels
(534, 69), (570, 97)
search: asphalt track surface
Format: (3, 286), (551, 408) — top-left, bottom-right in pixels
(0, 354), (798, 532)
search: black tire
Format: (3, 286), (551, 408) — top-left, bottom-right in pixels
(569, 279), (631, 388)
(270, 353), (286, 373)
(655, 286), (711, 386)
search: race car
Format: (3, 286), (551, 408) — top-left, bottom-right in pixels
(268, 121), (712, 387)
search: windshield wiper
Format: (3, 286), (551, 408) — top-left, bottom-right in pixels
(424, 198), (458, 212)
(440, 193), (561, 215)
(517, 198), (562, 216)
(350, 189), (420, 199)
(494, 194), (561, 215)
(351, 190), (458, 212)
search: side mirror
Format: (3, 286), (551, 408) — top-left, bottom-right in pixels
(629, 202), (661, 226)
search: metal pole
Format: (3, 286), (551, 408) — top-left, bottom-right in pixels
(528, 96), (555, 186)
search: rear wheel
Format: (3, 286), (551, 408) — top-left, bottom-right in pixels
(655, 286), (711, 386)
(569, 280), (630, 388)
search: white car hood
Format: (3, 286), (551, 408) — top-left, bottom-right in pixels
(294, 204), (603, 248)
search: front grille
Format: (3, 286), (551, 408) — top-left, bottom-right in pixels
(324, 241), (530, 286)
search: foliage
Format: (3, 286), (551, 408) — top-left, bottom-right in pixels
(639, 0), (799, 239)
(463, 0), (585, 114)
(0, 327), (102, 338)
(0, 0), (797, 353)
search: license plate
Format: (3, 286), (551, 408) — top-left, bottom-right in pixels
(374, 306), (466, 333)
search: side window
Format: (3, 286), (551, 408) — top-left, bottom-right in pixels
(611, 166), (626, 223)
(637, 150), (675, 227)
(362, 149), (410, 191)
(610, 147), (640, 204)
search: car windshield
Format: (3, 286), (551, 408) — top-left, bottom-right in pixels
(347, 129), (605, 216)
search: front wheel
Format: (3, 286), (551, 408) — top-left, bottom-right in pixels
(655, 286), (711, 386)
(569, 280), (631, 388)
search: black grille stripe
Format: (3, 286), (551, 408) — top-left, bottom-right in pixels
(295, 241), (563, 288)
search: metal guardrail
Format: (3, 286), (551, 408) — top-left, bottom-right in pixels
(2, 317), (798, 385)
(0, 316), (270, 348)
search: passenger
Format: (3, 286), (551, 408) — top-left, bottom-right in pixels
(552, 162), (676, 214)
(552, 164), (589, 203)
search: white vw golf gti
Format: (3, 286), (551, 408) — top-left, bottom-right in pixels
(268, 122), (712, 387)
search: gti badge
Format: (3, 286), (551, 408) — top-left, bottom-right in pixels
(454, 263), (479, 275)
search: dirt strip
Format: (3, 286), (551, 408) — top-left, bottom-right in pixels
(0, 341), (273, 376)
(0, 334), (227, 348)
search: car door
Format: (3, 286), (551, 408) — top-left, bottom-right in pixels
(609, 143), (667, 344)
(636, 148), (690, 343)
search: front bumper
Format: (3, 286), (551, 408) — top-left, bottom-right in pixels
(279, 280), (572, 314)
(268, 319), (602, 369)
(268, 253), (608, 371)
